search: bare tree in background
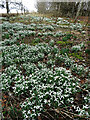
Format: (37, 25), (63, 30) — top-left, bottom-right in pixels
(36, 2), (48, 14)
(0, 0), (9, 13)
(0, 0), (28, 14)
(74, 0), (83, 22)
(36, 1), (89, 18)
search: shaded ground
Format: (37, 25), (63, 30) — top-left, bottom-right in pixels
(1, 14), (90, 120)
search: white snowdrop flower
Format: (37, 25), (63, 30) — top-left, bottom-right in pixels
(48, 100), (50, 103)
(40, 104), (43, 108)
(68, 88), (71, 92)
(27, 110), (31, 114)
(23, 110), (26, 114)
(55, 97), (57, 101)
(76, 106), (81, 112)
(83, 105), (89, 109)
(36, 105), (40, 109)
(54, 76), (59, 80)
(70, 100), (74, 104)
(72, 105), (76, 109)
(38, 113), (41, 116)
(26, 98), (29, 100)
(72, 83), (75, 86)
(21, 104), (24, 108)
(84, 97), (87, 100)
(79, 110), (85, 116)
(31, 113), (36, 117)
(54, 92), (57, 95)
(61, 101), (64, 104)
(64, 94), (69, 97)
(25, 114), (28, 118)
(26, 86), (28, 89)
(85, 111), (89, 116)
(44, 99), (47, 103)
(28, 102), (31, 105)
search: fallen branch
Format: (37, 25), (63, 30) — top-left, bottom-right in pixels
(49, 109), (73, 119)
(62, 109), (88, 119)
(41, 113), (51, 120)
(46, 111), (56, 120)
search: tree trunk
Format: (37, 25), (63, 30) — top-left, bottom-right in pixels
(6, 0), (9, 14)
(74, 0), (83, 23)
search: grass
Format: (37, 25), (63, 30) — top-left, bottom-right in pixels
(68, 53), (84, 60)
(56, 41), (73, 46)
(56, 41), (66, 45)
(86, 41), (90, 44)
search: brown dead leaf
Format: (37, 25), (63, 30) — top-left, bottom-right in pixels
(2, 102), (5, 107)
(38, 116), (42, 120)
(80, 79), (85, 84)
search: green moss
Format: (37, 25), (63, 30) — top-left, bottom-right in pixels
(31, 42), (37, 46)
(56, 41), (66, 45)
(65, 31), (71, 34)
(65, 41), (73, 45)
(57, 40), (73, 46)
(68, 53), (83, 60)
(76, 55), (83, 60)
(87, 41), (90, 44)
